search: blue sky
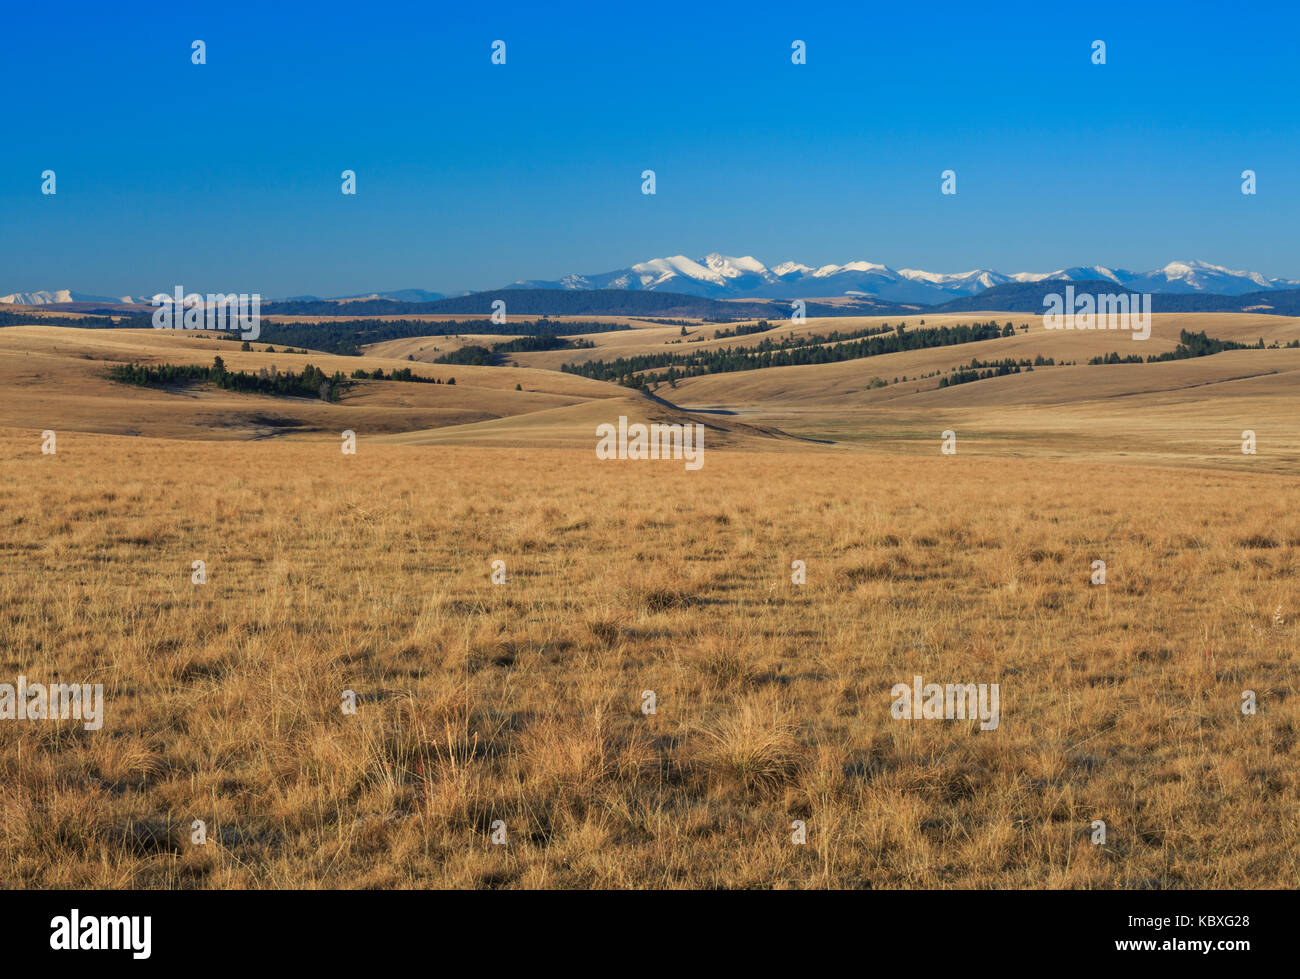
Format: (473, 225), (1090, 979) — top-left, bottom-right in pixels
(3, 0), (1297, 297)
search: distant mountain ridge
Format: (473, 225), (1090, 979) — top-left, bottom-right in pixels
(8, 285), (1300, 321)
(503, 255), (1300, 304)
(6, 258), (1299, 312)
(261, 290), (911, 320)
(931, 280), (1300, 316)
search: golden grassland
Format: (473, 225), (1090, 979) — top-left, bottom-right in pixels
(1, 434), (1297, 888)
(677, 349), (1300, 472)
(0, 319), (1297, 888)
(0, 326), (797, 448)
(7, 315), (1297, 463)
(0, 326), (620, 441)
(507, 310), (1300, 371)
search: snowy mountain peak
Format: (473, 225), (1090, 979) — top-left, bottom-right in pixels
(1151, 260), (1283, 292)
(702, 253), (769, 278)
(771, 262), (813, 277)
(1164, 260), (1225, 273)
(838, 261), (893, 274)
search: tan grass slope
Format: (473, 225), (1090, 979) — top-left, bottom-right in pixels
(0, 326), (800, 449)
(2, 317), (1296, 471)
(376, 392), (807, 450)
(1, 435), (1296, 887)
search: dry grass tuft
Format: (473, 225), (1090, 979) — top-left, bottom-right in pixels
(700, 700), (804, 796)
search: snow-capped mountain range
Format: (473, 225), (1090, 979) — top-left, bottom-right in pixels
(0, 288), (450, 306)
(504, 256), (1300, 304)
(0, 289), (136, 305)
(4, 258), (1297, 308)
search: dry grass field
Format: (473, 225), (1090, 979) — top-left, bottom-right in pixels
(0, 320), (1297, 888)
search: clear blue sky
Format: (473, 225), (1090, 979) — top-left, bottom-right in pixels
(3, 0), (1297, 297)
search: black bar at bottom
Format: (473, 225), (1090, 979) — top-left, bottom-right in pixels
(0, 888), (1279, 967)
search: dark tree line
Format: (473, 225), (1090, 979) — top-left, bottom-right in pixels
(251, 317), (629, 356)
(1090, 329), (1264, 365)
(349, 366), (454, 384)
(711, 320), (778, 340)
(564, 320), (1012, 387)
(0, 311), (153, 329)
(107, 357), (353, 401)
(938, 356), (1044, 388)
(432, 334), (591, 366)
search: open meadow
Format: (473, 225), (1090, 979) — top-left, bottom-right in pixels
(0, 317), (1297, 888)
